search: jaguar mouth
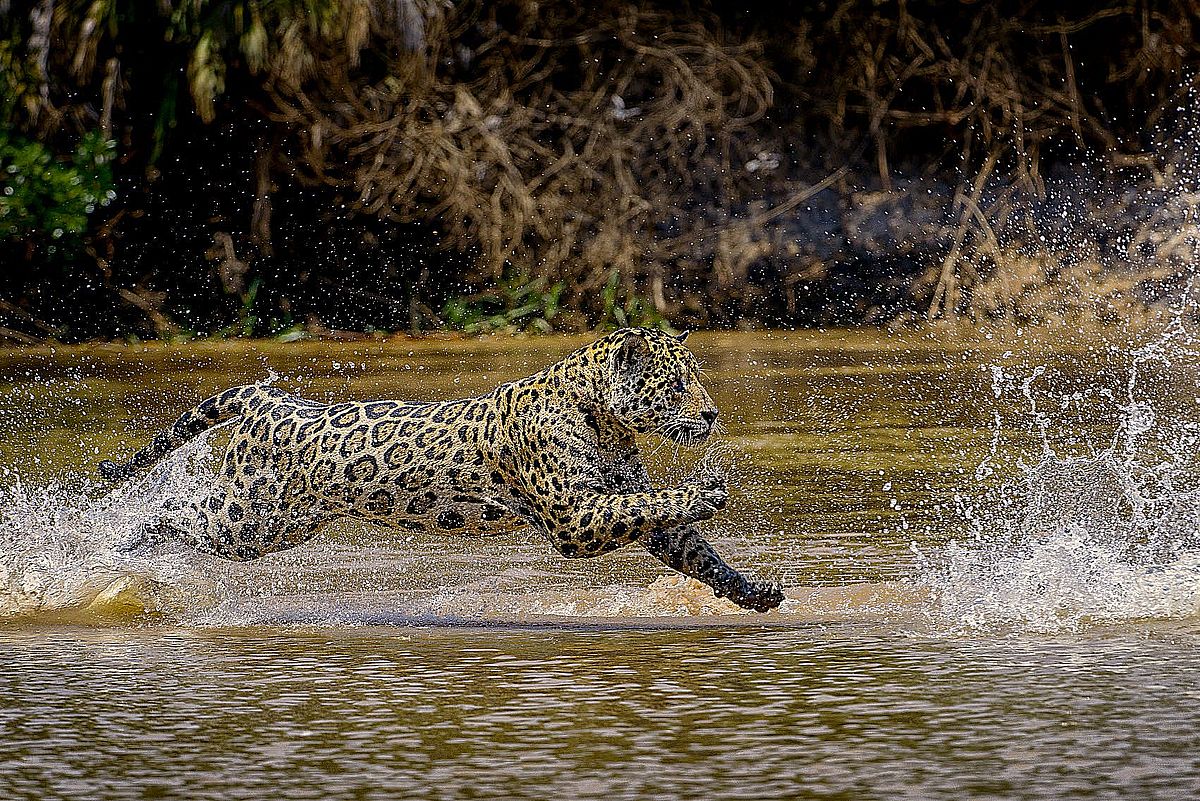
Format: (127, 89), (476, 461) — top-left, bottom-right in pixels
(661, 420), (714, 446)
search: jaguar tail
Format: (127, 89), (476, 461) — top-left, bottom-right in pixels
(98, 384), (271, 482)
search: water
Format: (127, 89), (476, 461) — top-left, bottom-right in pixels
(2, 330), (1200, 799)
(922, 314), (1200, 633)
(7, 625), (1200, 801)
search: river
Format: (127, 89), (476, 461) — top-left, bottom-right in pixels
(2, 330), (1199, 799)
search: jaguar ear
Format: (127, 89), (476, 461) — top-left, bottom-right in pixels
(675, 330), (690, 342)
(611, 329), (651, 372)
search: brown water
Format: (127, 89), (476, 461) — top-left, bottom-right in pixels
(2, 331), (1200, 800)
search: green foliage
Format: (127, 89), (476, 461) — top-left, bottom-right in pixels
(595, 270), (667, 331)
(210, 278), (304, 339)
(0, 129), (116, 245)
(235, 277), (263, 338)
(0, 37), (31, 124)
(0, 0), (370, 162)
(442, 275), (566, 334)
(441, 270), (666, 334)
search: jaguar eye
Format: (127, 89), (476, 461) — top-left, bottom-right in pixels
(673, 378), (686, 393)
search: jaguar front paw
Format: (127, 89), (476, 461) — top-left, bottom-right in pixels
(683, 471), (728, 522)
(717, 577), (785, 612)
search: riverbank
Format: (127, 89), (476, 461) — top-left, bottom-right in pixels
(5, 2), (1198, 342)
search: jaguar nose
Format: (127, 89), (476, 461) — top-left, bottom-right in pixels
(700, 408), (718, 425)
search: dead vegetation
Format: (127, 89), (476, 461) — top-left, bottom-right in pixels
(5, 1), (1200, 338)
(264, 2), (775, 324)
(259, 0), (1200, 329)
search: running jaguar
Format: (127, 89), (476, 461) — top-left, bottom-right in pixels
(99, 328), (785, 611)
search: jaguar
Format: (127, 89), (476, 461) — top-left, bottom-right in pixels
(99, 328), (785, 611)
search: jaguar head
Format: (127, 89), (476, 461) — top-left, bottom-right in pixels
(605, 328), (719, 445)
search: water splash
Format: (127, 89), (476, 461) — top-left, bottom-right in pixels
(919, 300), (1200, 633)
(0, 433), (226, 620)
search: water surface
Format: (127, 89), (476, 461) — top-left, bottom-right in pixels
(2, 331), (1199, 800)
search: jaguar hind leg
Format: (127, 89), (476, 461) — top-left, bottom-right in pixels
(121, 491), (324, 562)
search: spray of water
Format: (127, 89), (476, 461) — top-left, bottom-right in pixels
(0, 432), (226, 620)
(918, 298), (1200, 633)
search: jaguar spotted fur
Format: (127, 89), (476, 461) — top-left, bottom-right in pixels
(99, 328), (785, 611)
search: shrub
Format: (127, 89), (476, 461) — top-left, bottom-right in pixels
(0, 129), (116, 247)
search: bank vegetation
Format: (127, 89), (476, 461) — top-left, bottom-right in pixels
(2, 0), (1199, 340)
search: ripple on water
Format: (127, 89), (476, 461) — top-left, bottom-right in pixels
(3, 624), (1200, 800)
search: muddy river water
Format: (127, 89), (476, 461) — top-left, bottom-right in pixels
(2, 331), (1199, 799)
